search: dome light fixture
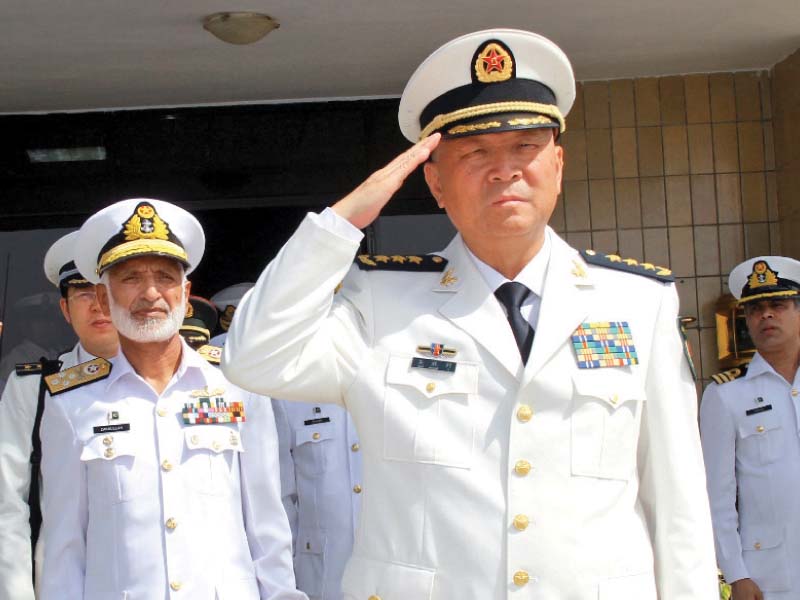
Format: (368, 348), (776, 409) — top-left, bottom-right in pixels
(203, 12), (279, 45)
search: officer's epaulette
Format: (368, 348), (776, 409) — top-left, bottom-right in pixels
(15, 362), (42, 376)
(197, 344), (222, 365)
(711, 365), (748, 385)
(580, 249), (674, 283)
(44, 358), (112, 396)
(355, 254), (448, 272)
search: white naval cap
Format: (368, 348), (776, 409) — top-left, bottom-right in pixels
(75, 198), (205, 284)
(43, 231), (91, 295)
(728, 256), (800, 304)
(211, 282), (254, 332)
(398, 28), (575, 142)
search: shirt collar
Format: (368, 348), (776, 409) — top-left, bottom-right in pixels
(104, 337), (207, 391)
(466, 228), (552, 296)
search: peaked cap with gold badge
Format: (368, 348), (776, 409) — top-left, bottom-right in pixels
(44, 231), (93, 297)
(74, 198), (205, 284)
(211, 282), (254, 332)
(728, 255), (800, 304)
(398, 28), (575, 142)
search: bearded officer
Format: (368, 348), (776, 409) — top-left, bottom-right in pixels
(0, 231), (118, 600)
(39, 199), (305, 599)
(222, 29), (717, 599)
(701, 257), (800, 600)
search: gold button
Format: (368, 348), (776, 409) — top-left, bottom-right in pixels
(170, 581), (182, 591)
(368, 596), (381, 600)
(165, 517), (177, 530)
(610, 394), (619, 405)
(513, 514), (530, 531)
(312, 432), (321, 441)
(353, 484), (362, 494)
(513, 570), (530, 586)
(517, 405), (533, 422)
(425, 382), (436, 393)
(754, 542), (762, 550)
(756, 425), (765, 433)
(157, 407), (168, 417)
(351, 443), (360, 452)
(190, 434), (199, 445)
(102, 436), (113, 446)
(514, 460), (531, 476)
(161, 460), (173, 472)
(230, 434), (239, 446)
(104, 448), (115, 459)
(793, 389), (798, 397)
(212, 441), (222, 451)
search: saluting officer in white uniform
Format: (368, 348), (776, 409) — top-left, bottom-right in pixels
(0, 232), (118, 600)
(39, 199), (305, 600)
(222, 29), (717, 599)
(701, 256), (800, 600)
(210, 283), (363, 600)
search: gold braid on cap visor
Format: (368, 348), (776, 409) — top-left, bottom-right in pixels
(419, 101), (565, 140)
(180, 324), (211, 337)
(97, 239), (189, 275)
(738, 289), (799, 304)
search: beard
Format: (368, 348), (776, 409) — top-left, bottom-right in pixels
(108, 286), (186, 343)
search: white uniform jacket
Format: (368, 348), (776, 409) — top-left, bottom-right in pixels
(700, 353), (800, 597)
(222, 213), (718, 600)
(0, 343), (85, 600)
(273, 400), (362, 600)
(40, 340), (305, 600)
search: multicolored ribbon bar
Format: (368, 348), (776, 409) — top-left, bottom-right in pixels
(572, 321), (638, 369)
(182, 396), (246, 424)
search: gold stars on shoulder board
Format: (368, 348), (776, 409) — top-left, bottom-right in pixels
(355, 254), (448, 272)
(580, 249), (673, 283)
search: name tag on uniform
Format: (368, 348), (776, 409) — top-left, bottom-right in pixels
(411, 357), (457, 372)
(93, 423), (130, 434)
(745, 405), (773, 416)
(304, 417), (331, 426)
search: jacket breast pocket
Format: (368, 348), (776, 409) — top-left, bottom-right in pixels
(383, 354), (478, 469)
(570, 370), (646, 481)
(341, 555), (434, 600)
(80, 432), (151, 504)
(737, 410), (783, 465)
(293, 421), (335, 478)
(741, 527), (791, 592)
(182, 424), (244, 496)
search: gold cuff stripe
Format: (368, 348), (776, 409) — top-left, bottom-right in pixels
(738, 290), (799, 304)
(420, 101), (565, 140)
(98, 240), (188, 274)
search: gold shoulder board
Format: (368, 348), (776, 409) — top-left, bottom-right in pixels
(44, 358), (112, 396)
(197, 345), (222, 365)
(710, 366), (748, 386)
(580, 249), (674, 283)
(15, 362), (42, 376)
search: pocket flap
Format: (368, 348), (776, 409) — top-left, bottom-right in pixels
(386, 354), (478, 399)
(572, 369), (646, 409)
(341, 555), (435, 599)
(184, 424), (244, 453)
(296, 529), (327, 555)
(742, 526), (784, 551)
(738, 408), (782, 439)
(80, 431), (137, 461)
(295, 421), (335, 445)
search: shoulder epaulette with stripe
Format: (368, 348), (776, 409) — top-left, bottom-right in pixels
(197, 344), (222, 365)
(355, 254), (448, 272)
(44, 358), (112, 396)
(15, 362), (42, 376)
(711, 365), (748, 385)
(580, 249), (674, 283)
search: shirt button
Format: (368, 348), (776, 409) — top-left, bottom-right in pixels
(610, 394), (619, 405)
(190, 434), (199, 445)
(170, 581), (182, 591)
(754, 542), (762, 550)
(756, 425), (765, 433)
(104, 448), (115, 459)
(351, 443), (360, 452)
(513, 514), (530, 531)
(229, 434), (239, 446)
(161, 460), (173, 472)
(157, 407), (168, 417)
(353, 484), (363, 494)
(165, 518), (178, 530)
(102, 436), (113, 446)
(368, 596), (382, 600)
(793, 389), (798, 397)
(212, 441), (222, 451)
(513, 570), (530, 586)
(514, 460), (532, 476)
(312, 432), (321, 441)
(517, 405), (533, 422)
(425, 382), (436, 393)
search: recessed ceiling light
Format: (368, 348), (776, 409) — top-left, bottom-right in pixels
(26, 147), (107, 163)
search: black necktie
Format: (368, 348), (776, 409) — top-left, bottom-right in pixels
(495, 282), (534, 365)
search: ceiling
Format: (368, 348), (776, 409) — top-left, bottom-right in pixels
(1, 0), (799, 114)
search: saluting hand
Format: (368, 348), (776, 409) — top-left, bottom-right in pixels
(731, 578), (763, 600)
(332, 133), (441, 229)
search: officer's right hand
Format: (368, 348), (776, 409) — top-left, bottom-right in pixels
(332, 133), (441, 229)
(731, 578), (763, 600)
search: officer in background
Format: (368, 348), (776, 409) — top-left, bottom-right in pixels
(223, 29), (717, 599)
(0, 231), (118, 600)
(180, 294), (219, 349)
(39, 199), (304, 599)
(701, 256), (800, 600)
(210, 282), (254, 346)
